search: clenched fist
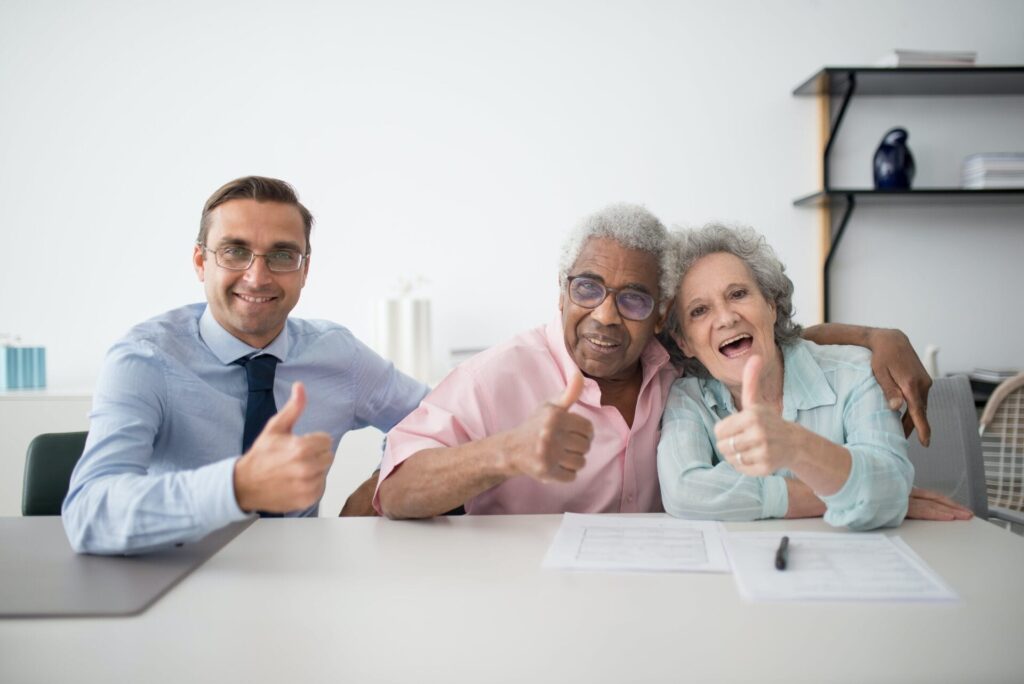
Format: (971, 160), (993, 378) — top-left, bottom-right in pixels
(506, 370), (595, 483)
(233, 382), (335, 513)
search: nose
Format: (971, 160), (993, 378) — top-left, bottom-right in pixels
(713, 304), (738, 329)
(590, 291), (623, 325)
(242, 256), (275, 287)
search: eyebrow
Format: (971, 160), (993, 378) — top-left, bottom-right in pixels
(683, 282), (750, 308)
(572, 271), (654, 295)
(214, 236), (304, 251)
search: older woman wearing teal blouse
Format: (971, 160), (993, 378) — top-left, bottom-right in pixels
(657, 224), (915, 530)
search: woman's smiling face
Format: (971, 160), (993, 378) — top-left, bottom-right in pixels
(674, 251), (777, 391)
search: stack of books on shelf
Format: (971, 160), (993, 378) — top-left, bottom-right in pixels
(962, 153), (1024, 189)
(875, 49), (977, 67)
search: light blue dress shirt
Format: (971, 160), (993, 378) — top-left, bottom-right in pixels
(62, 304), (429, 554)
(657, 340), (913, 531)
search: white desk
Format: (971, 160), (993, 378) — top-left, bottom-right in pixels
(2, 515), (1023, 683)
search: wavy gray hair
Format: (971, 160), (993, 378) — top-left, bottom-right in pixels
(558, 203), (677, 312)
(661, 223), (803, 376)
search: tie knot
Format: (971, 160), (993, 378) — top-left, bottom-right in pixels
(237, 354), (279, 392)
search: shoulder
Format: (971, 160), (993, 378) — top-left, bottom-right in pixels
(112, 304), (205, 363)
(665, 375), (717, 414)
(456, 324), (559, 383)
(797, 340), (873, 378)
(285, 317), (368, 364)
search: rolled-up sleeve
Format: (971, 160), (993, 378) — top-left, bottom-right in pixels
(658, 381), (789, 521)
(820, 371), (914, 531)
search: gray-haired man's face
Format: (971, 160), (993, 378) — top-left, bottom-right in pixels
(558, 237), (665, 382)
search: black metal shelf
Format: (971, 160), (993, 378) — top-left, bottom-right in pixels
(794, 188), (1024, 208)
(793, 67), (1024, 97)
(791, 65), (1024, 322)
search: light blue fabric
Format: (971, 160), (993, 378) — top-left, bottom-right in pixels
(657, 340), (913, 530)
(62, 303), (429, 554)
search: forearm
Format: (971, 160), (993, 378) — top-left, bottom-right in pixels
(660, 459), (790, 521)
(787, 427), (853, 497)
(62, 458), (246, 555)
(784, 478), (827, 518)
(377, 433), (517, 519)
(801, 323), (872, 348)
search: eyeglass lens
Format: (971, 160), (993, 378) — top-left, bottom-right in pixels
(568, 277), (654, 320)
(214, 246), (303, 272)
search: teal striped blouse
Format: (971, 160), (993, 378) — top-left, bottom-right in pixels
(657, 340), (913, 531)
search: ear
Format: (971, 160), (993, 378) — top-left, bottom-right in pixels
(558, 281), (566, 314)
(300, 255), (310, 288)
(193, 244), (206, 282)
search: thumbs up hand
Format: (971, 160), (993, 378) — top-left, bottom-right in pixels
(233, 382), (335, 513)
(504, 369), (595, 483)
(713, 355), (800, 476)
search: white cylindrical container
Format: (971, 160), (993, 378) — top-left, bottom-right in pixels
(374, 298), (433, 383)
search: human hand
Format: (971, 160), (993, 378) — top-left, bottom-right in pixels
(714, 355), (803, 476)
(233, 382), (335, 513)
(866, 328), (932, 446)
(506, 369), (594, 483)
(339, 470), (380, 517)
(905, 486), (973, 521)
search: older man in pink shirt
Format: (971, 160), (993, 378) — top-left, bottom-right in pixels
(373, 203), (957, 520)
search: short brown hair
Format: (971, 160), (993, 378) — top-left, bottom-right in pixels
(198, 176), (314, 253)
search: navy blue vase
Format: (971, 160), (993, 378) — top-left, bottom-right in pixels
(873, 127), (915, 190)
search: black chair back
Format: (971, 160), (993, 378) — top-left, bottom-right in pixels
(22, 432), (88, 516)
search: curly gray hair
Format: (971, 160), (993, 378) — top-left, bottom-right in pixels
(558, 203), (677, 312)
(661, 223), (803, 376)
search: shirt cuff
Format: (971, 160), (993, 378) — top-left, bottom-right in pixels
(761, 475), (789, 519)
(819, 451), (861, 515)
(193, 456), (251, 530)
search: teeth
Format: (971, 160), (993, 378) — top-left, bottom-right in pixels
(237, 294), (274, 303)
(586, 337), (617, 348)
(719, 334), (750, 348)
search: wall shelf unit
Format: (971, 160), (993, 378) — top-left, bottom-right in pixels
(792, 66), (1024, 322)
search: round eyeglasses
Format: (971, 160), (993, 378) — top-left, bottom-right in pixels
(200, 244), (307, 273)
(566, 276), (656, 321)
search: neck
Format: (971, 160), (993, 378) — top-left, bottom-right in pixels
(593, 361), (645, 428)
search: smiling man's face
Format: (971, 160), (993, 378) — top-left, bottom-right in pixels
(559, 237), (664, 382)
(193, 198), (309, 349)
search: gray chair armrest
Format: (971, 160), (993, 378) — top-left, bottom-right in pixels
(989, 506), (1024, 527)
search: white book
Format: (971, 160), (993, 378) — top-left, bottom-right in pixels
(875, 49), (977, 67)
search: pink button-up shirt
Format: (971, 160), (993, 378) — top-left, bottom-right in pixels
(375, 319), (679, 514)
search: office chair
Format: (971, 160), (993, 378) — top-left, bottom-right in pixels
(979, 373), (1024, 522)
(906, 376), (1024, 528)
(22, 431), (88, 516)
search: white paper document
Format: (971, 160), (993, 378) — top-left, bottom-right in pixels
(542, 514), (730, 573)
(725, 532), (957, 602)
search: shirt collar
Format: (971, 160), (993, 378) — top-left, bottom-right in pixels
(543, 317), (673, 405)
(199, 305), (291, 365)
(697, 341), (836, 418)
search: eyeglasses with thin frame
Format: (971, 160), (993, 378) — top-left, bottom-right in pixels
(566, 275), (656, 321)
(199, 243), (307, 273)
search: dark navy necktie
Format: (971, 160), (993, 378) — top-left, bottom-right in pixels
(236, 353), (281, 518)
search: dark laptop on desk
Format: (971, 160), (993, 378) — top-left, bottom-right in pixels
(0, 517), (253, 618)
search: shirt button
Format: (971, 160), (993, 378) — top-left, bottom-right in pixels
(627, 495), (634, 503)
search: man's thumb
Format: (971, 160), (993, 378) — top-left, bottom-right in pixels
(552, 369), (584, 410)
(266, 381), (306, 434)
(741, 355), (763, 410)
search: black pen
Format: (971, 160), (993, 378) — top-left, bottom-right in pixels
(775, 535), (789, 571)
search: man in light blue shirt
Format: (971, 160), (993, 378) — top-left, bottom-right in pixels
(63, 176), (428, 554)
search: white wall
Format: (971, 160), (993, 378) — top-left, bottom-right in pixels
(1, 0), (1022, 390)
